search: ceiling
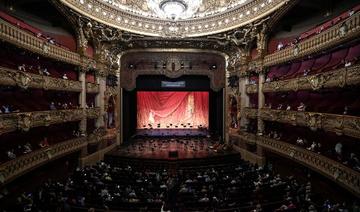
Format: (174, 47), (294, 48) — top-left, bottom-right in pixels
(59, 0), (289, 38)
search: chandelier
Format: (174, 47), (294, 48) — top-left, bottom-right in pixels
(147, 0), (202, 20)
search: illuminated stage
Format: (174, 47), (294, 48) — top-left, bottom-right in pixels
(106, 137), (236, 161)
(136, 128), (209, 136)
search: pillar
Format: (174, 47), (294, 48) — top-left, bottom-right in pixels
(95, 72), (106, 128)
(239, 74), (250, 130)
(257, 71), (265, 135)
(78, 69), (87, 134)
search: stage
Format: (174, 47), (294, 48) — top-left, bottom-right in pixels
(136, 128), (209, 136)
(106, 137), (237, 161)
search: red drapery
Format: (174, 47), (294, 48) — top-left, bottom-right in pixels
(137, 91), (209, 129)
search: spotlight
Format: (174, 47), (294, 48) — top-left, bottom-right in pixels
(128, 64), (135, 69)
(210, 64), (217, 70)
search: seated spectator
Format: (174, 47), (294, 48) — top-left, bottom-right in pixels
(49, 102), (56, 110)
(18, 64), (26, 72)
(286, 105), (291, 111)
(6, 150), (16, 160)
(23, 142), (32, 154)
(39, 137), (50, 148)
(297, 102), (306, 111)
(277, 42), (284, 51)
(2, 105), (10, 113)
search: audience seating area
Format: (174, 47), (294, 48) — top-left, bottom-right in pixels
(268, 4), (360, 53)
(8, 156), (359, 212)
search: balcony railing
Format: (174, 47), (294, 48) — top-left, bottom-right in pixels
(0, 19), (81, 66)
(255, 108), (360, 139)
(0, 137), (87, 184)
(86, 82), (100, 93)
(0, 108), (100, 135)
(243, 107), (258, 119)
(230, 131), (360, 197)
(0, 66), (82, 92)
(0, 128), (111, 185)
(264, 11), (360, 67)
(246, 64), (360, 94)
(86, 107), (101, 119)
(245, 84), (258, 94)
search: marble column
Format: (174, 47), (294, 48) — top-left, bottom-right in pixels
(78, 69), (87, 134)
(239, 74), (250, 130)
(95, 73), (106, 128)
(257, 71), (265, 135)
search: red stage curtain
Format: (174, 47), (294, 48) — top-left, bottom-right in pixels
(137, 91), (209, 129)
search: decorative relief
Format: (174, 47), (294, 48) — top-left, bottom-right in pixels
(0, 67), (82, 92)
(258, 109), (360, 139)
(88, 127), (107, 144)
(0, 19), (82, 66)
(260, 64), (360, 93)
(17, 113), (32, 132)
(60, 0), (287, 38)
(120, 51), (226, 91)
(264, 11), (360, 67)
(234, 132), (360, 196)
(0, 109), (91, 135)
(0, 137), (87, 184)
(86, 82), (100, 93)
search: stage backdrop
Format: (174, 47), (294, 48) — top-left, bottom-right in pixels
(137, 91), (209, 129)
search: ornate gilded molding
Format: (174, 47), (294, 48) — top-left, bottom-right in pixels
(264, 11), (360, 67)
(229, 131), (360, 197)
(88, 127), (107, 144)
(86, 107), (101, 119)
(246, 64), (360, 94)
(0, 137), (87, 184)
(244, 107), (258, 119)
(256, 108), (360, 139)
(0, 19), (114, 76)
(246, 84), (258, 94)
(0, 66), (83, 92)
(256, 134), (360, 197)
(86, 82), (100, 93)
(0, 19), (81, 66)
(119, 49), (227, 91)
(0, 108), (100, 135)
(59, 0), (288, 38)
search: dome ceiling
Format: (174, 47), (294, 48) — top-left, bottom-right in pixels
(60, 0), (289, 38)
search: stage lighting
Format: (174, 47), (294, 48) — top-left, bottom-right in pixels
(128, 63), (135, 69)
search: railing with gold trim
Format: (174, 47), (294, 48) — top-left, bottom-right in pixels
(264, 11), (360, 67)
(0, 108), (101, 135)
(0, 19), (81, 66)
(0, 136), (87, 184)
(86, 107), (101, 119)
(86, 82), (100, 93)
(230, 131), (360, 197)
(0, 66), (82, 92)
(256, 108), (360, 139)
(263, 64), (360, 93)
(245, 84), (258, 94)
(88, 128), (107, 144)
(243, 107), (258, 119)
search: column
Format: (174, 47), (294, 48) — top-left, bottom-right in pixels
(239, 74), (250, 130)
(257, 71), (265, 135)
(78, 69), (87, 134)
(95, 72), (106, 128)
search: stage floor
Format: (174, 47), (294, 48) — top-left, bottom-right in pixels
(107, 137), (236, 161)
(136, 128), (208, 136)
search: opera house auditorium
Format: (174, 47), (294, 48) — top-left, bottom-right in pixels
(0, 0), (360, 211)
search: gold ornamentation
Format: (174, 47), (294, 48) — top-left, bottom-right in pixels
(17, 113), (32, 131)
(10, 72), (32, 89)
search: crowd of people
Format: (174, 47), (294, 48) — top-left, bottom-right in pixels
(264, 128), (360, 172)
(8, 157), (359, 212)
